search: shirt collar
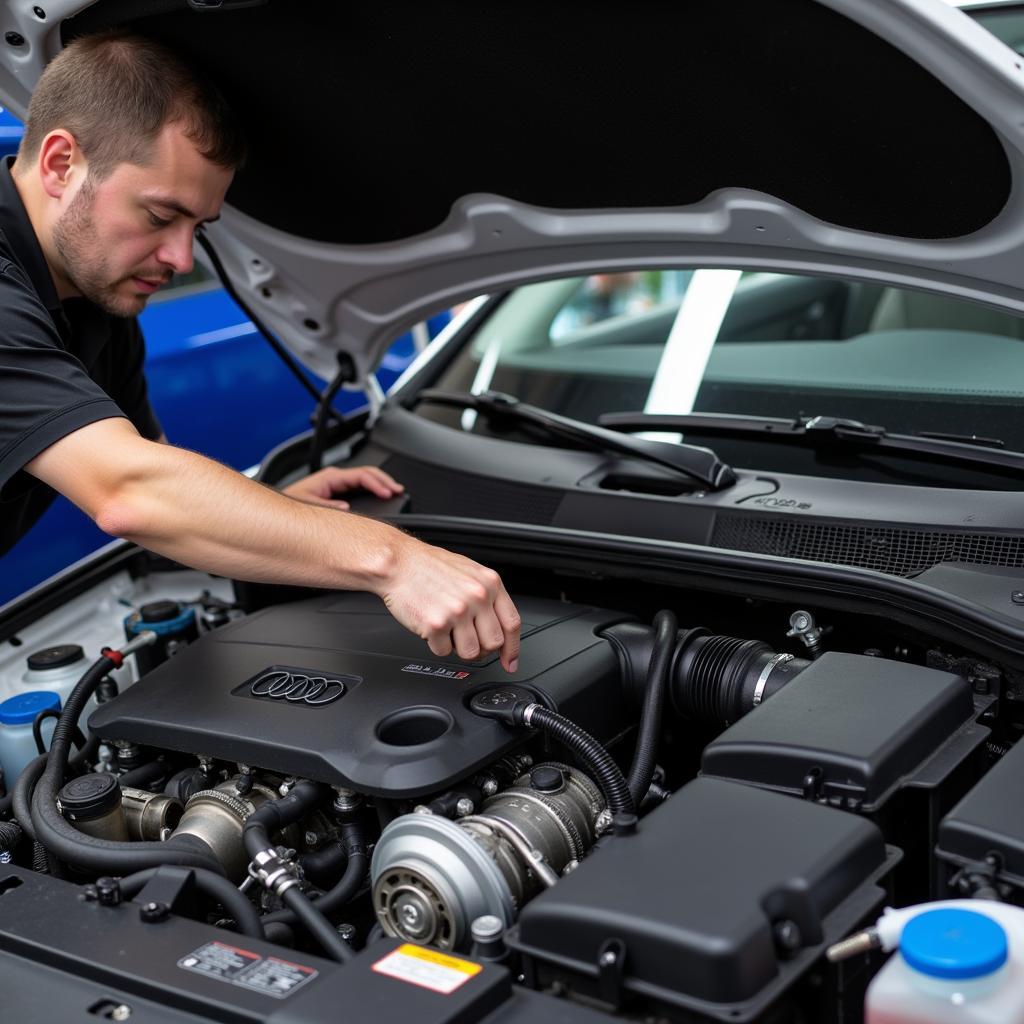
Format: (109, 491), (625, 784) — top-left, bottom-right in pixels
(0, 156), (62, 316)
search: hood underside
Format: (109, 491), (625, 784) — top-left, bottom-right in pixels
(1, 0), (1023, 379)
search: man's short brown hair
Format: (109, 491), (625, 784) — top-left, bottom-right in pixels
(17, 30), (246, 179)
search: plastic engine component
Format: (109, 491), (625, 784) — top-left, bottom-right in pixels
(938, 733), (1024, 892)
(88, 592), (627, 798)
(700, 652), (976, 811)
(508, 777), (895, 1020)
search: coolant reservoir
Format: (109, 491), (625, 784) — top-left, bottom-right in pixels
(866, 906), (1024, 1023)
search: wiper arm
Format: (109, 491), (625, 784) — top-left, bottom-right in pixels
(598, 411), (1024, 476)
(418, 390), (737, 491)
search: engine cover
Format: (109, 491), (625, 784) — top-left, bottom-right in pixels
(88, 593), (627, 798)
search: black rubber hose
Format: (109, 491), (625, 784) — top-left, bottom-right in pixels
(524, 706), (634, 816)
(117, 761), (168, 790)
(33, 709), (87, 756)
(626, 609), (677, 807)
(118, 867), (264, 939)
(0, 819), (22, 855)
(241, 780), (329, 863)
(30, 653), (223, 874)
(242, 782), (357, 960)
(297, 839), (346, 885)
(280, 886), (355, 963)
(13, 754), (46, 842)
(263, 822), (367, 927)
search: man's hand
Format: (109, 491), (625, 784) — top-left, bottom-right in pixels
(282, 466), (404, 509)
(379, 535), (521, 672)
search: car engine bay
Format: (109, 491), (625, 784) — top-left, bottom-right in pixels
(0, 563), (1020, 1023)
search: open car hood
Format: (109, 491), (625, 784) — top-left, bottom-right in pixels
(0, 0), (1022, 381)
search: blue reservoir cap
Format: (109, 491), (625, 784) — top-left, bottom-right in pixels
(0, 690), (62, 725)
(124, 606), (195, 637)
(901, 908), (1008, 980)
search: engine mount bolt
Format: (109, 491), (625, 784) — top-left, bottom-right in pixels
(304, 830), (320, 848)
(332, 787), (362, 813)
(455, 797), (475, 817)
(336, 923), (358, 944)
(480, 778), (499, 797)
(110, 1006), (132, 1022)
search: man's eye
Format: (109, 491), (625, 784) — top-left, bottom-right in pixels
(147, 212), (172, 228)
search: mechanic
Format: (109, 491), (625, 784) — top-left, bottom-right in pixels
(0, 31), (521, 672)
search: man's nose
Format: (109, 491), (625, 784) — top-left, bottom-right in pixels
(156, 227), (195, 276)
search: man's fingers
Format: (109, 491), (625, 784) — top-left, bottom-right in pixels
(427, 630), (454, 658)
(473, 608), (506, 656)
(451, 620), (482, 661)
(361, 466), (404, 493)
(495, 589), (522, 673)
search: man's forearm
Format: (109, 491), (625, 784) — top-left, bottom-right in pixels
(94, 435), (401, 589)
(30, 417), (397, 587)
(27, 417), (522, 670)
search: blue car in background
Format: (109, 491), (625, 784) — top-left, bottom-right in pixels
(0, 108), (446, 605)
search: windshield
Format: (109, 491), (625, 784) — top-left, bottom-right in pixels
(422, 269), (1024, 482)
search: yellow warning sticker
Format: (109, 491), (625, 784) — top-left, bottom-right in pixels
(372, 943), (483, 994)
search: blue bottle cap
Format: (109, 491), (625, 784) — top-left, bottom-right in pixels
(900, 908), (1008, 980)
(0, 690), (61, 725)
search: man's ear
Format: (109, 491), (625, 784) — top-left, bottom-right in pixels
(37, 130), (82, 200)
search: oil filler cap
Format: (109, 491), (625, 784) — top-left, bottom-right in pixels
(900, 908), (1007, 980)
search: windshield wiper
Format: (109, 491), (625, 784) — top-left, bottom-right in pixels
(417, 390), (737, 491)
(598, 411), (1024, 476)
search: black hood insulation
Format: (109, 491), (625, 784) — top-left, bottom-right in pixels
(64, 0), (1010, 244)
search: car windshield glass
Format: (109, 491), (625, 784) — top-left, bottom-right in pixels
(422, 269), (1024, 477)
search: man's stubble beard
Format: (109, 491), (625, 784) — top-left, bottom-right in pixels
(52, 179), (145, 318)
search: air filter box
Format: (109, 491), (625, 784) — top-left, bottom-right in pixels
(700, 652), (980, 812)
(507, 778), (895, 1021)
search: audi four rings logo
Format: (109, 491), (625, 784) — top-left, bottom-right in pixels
(249, 669), (347, 706)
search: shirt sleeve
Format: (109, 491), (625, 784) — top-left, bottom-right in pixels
(0, 260), (126, 492)
(105, 317), (163, 442)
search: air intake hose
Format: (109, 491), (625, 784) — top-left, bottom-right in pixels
(604, 622), (808, 727)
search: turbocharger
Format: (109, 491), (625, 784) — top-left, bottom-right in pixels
(371, 762), (604, 950)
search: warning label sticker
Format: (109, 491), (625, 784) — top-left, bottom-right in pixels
(372, 944), (483, 994)
(179, 942), (318, 999)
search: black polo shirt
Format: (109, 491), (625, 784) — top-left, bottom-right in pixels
(0, 158), (162, 556)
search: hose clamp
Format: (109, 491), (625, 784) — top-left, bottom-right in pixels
(248, 848), (299, 897)
(521, 703), (540, 727)
(752, 653), (795, 707)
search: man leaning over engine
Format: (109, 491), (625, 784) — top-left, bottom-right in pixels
(0, 31), (520, 672)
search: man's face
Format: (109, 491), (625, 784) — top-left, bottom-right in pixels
(52, 121), (233, 317)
